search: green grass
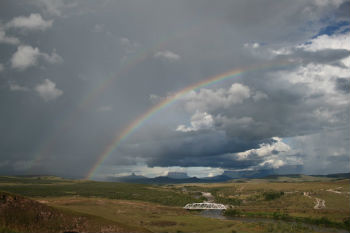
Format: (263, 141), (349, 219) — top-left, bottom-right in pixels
(1, 176), (349, 232)
(0, 176), (69, 185)
(175, 179), (350, 226)
(41, 196), (320, 233)
(0, 178), (200, 206)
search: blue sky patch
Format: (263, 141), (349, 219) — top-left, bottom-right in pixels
(314, 21), (350, 38)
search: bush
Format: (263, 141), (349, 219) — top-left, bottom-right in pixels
(263, 191), (284, 201)
(224, 208), (241, 217)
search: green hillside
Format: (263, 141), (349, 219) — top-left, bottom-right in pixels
(0, 191), (150, 233)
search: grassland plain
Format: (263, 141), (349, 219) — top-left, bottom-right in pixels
(0, 176), (349, 233)
(0, 176), (202, 206)
(176, 178), (350, 229)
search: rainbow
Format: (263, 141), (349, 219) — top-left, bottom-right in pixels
(29, 22), (208, 170)
(86, 60), (291, 179)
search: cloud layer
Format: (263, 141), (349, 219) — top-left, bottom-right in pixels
(0, 0), (348, 179)
(6, 13), (53, 31)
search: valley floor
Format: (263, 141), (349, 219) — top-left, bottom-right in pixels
(0, 175), (349, 233)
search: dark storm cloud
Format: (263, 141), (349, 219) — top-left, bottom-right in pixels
(135, 131), (264, 168)
(148, 153), (260, 169)
(0, 0), (349, 178)
(334, 1), (350, 21)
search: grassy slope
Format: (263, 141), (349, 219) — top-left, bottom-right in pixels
(0, 191), (150, 233)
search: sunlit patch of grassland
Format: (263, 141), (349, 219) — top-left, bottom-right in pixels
(0, 177), (200, 206)
(175, 179), (350, 225)
(39, 196), (321, 233)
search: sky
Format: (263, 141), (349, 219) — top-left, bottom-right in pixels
(0, 0), (349, 179)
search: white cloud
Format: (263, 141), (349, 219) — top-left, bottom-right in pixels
(244, 42), (260, 49)
(231, 137), (301, 169)
(11, 45), (62, 70)
(298, 33), (350, 67)
(9, 83), (30, 92)
(35, 79), (63, 101)
(182, 83), (251, 112)
(271, 33), (350, 113)
(235, 137), (291, 160)
(306, 33), (350, 51)
(176, 111), (214, 132)
(11, 45), (40, 70)
(7, 13), (53, 31)
(154, 50), (180, 62)
(280, 63), (348, 99)
(0, 28), (19, 44)
(269, 33), (350, 65)
(259, 159), (286, 169)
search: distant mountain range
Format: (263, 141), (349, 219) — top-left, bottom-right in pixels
(106, 172), (232, 184)
(105, 171), (350, 184)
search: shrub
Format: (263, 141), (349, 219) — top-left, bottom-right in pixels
(224, 208), (241, 217)
(263, 191), (284, 201)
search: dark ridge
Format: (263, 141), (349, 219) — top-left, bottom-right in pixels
(311, 173), (350, 179)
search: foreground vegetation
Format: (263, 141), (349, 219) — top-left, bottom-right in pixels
(0, 191), (149, 233)
(0, 175), (349, 232)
